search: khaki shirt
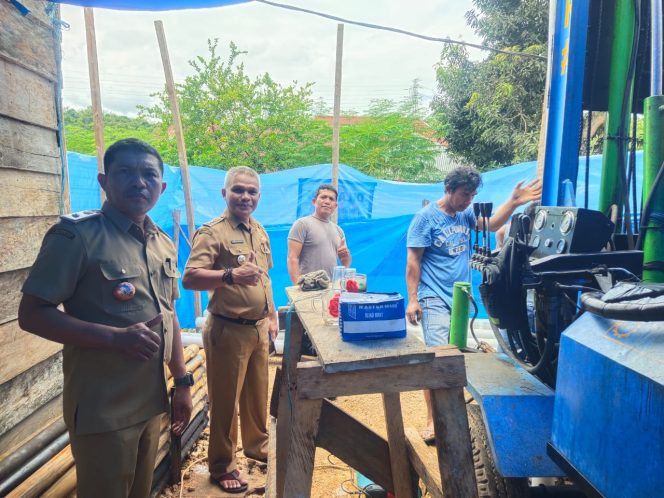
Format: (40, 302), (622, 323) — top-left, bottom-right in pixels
(186, 210), (273, 321)
(22, 202), (179, 435)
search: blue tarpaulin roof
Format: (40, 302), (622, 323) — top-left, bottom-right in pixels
(50, 0), (250, 10)
(67, 152), (643, 328)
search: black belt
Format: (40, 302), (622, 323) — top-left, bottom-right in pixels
(211, 312), (260, 326)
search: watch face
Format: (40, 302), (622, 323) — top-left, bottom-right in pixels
(534, 210), (547, 231)
(560, 211), (575, 235)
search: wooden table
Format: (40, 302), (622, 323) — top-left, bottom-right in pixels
(268, 288), (478, 498)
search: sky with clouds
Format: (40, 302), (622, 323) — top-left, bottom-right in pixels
(59, 0), (482, 116)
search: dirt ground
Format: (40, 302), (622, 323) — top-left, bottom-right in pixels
(160, 355), (430, 498)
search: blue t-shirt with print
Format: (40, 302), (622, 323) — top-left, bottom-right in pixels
(406, 203), (476, 308)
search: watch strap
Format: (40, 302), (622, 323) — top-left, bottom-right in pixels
(173, 372), (194, 387)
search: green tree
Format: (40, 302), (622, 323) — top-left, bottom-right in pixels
(431, 0), (548, 170)
(65, 43), (442, 182)
(140, 40), (330, 172)
(64, 108), (157, 155)
(340, 96), (442, 182)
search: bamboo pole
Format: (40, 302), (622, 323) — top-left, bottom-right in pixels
(173, 209), (181, 266)
(331, 23), (344, 223)
(6, 445), (73, 498)
(41, 465), (76, 498)
(154, 20), (201, 318)
(83, 7), (105, 205)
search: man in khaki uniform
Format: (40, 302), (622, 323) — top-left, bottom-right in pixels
(19, 139), (193, 498)
(182, 166), (278, 493)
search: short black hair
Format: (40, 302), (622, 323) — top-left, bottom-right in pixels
(103, 138), (164, 175)
(444, 166), (482, 193)
(314, 184), (338, 201)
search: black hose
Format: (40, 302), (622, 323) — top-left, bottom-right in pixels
(613, 0), (641, 244)
(581, 291), (664, 321)
(462, 288), (481, 348)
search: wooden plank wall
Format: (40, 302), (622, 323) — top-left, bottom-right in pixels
(0, 0), (64, 449)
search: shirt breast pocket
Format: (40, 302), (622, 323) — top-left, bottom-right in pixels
(99, 262), (144, 313)
(258, 238), (271, 269)
(161, 259), (179, 302)
(227, 245), (251, 267)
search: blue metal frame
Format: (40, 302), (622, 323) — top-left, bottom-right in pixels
(551, 313), (664, 497)
(542, 0), (591, 206)
(465, 353), (564, 478)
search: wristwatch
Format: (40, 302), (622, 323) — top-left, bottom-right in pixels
(173, 372), (194, 387)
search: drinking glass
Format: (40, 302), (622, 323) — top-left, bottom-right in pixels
(322, 289), (340, 325)
(343, 268), (357, 292)
(331, 266), (345, 291)
(355, 273), (367, 292)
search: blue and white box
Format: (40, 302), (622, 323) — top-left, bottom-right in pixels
(339, 292), (406, 341)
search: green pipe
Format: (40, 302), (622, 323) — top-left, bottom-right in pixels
(642, 96), (664, 283)
(449, 282), (470, 348)
(599, 0), (635, 220)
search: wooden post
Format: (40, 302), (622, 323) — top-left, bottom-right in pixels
(275, 312), (306, 498)
(431, 388), (479, 498)
(83, 7), (105, 205)
(331, 23), (344, 223)
(154, 20), (201, 318)
(282, 398), (323, 498)
(382, 392), (417, 498)
(172, 209), (181, 266)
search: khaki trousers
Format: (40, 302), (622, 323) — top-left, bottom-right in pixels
(69, 414), (162, 498)
(203, 314), (269, 478)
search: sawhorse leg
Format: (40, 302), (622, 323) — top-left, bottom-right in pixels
(275, 310), (305, 498)
(382, 392), (418, 498)
(431, 387), (478, 498)
(282, 398), (324, 498)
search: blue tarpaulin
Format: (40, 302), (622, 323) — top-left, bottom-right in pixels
(67, 151), (643, 328)
(50, 0), (250, 11)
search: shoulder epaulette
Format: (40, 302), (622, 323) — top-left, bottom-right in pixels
(204, 215), (226, 227)
(60, 210), (101, 223)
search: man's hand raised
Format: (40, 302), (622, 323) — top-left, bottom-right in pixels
(232, 251), (264, 286)
(112, 314), (162, 360)
(510, 179), (542, 207)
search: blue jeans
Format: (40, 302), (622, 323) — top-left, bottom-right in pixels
(420, 296), (451, 347)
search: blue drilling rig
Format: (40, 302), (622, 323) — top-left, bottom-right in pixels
(466, 1), (664, 497)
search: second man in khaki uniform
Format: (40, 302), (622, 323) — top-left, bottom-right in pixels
(182, 166), (278, 493)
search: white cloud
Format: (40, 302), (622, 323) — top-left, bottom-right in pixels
(59, 0), (481, 116)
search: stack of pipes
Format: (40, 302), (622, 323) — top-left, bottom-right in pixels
(155, 344), (208, 471)
(0, 345), (208, 497)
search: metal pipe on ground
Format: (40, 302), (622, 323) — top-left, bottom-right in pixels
(0, 432), (69, 496)
(0, 418), (67, 482)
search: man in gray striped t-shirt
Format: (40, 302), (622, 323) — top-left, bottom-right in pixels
(287, 184), (352, 284)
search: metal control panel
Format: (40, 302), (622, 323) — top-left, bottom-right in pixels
(528, 207), (614, 258)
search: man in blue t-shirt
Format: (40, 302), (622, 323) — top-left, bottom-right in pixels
(406, 165), (541, 443)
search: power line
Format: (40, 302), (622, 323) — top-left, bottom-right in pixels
(254, 0), (546, 61)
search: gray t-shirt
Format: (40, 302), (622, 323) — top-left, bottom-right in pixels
(288, 215), (345, 278)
